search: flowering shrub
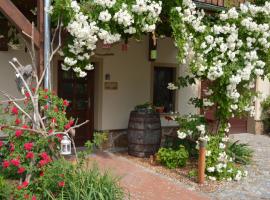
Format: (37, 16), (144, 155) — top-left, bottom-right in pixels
(171, 1), (270, 127)
(52, 0), (162, 77)
(0, 89), (73, 198)
(167, 0), (269, 181)
(205, 135), (248, 181)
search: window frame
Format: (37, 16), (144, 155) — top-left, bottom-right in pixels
(150, 62), (179, 114)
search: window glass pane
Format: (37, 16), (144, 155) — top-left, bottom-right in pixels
(153, 67), (175, 113)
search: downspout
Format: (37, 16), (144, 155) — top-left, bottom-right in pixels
(44, 0), (51, 90)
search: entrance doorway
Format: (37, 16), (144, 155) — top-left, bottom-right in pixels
(58, 62), (95, 146)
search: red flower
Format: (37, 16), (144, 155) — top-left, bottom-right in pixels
(58, 181), (65, 187)
(15, 118), (21, 125)
(24, 143), (34, 151)
(18, 167), (26, 174)
(25, 92), (30, 99)
(51, 118), (56, 123)
(24, 194), (29, 199)
(17, 181), (29, 190)
(64, 123), (71, 130)
(11, 159), (20, 167)
(26, 152), (34, 159)
(39, 152), (52, 167)
(11, 106), (18, 115)
(48, 129), (54, 135)
(44, 105), (49, 110)
(63, 100), (69, 107)
(44, 88), (48, 93)
(44, 95), (49, 99)
(31, 88), (36, 93)
(10, 143), (15, 151)
(2, 160), (10, 168)
(15, 130), (23, 137)
(0, 141), (3, 148)
(32, 195), (37, 200)
(40, 171), (44, 177)
(69, 120), (74, 126)
(22, 124), (29, 129)
(56, 134), (63, 140)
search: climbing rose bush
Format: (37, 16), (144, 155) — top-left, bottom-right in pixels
(52, 0), (162, 77)
(168, 0), (269, 181)
(171, 1), (270, 126)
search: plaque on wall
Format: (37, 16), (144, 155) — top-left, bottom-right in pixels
(104, 82), (118, 90)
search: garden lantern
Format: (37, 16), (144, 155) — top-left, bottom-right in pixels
(60, 136), (71, 155)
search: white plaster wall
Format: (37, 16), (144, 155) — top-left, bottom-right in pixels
(100, 36), (199, 130)
(0, 49), (31, 97)
(51, 36), (200, 130)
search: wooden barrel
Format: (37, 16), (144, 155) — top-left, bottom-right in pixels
(128, 111), (161, 158)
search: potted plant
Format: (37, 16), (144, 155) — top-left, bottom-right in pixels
(134, 102), (154, 113)
(155, 102), (165, 113)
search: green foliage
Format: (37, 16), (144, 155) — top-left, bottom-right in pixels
(156, 145), (189, 169)
(42, 160), (124, 200)
(164, 136), (198, 158)
(134, 102), (154, 112)
(227, 141), (253, 165)
(0, 175), (13, 199)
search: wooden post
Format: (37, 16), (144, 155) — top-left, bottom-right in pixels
(0, 0), (40, 47)
(198, 139), (207, 184)
(37, 0), (45, 79)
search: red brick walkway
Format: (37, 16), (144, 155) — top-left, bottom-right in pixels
(90, 152), (209, 200)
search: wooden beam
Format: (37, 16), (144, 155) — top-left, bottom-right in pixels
(0, 0), (40, 47)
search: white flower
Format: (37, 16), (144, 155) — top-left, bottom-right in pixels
(73, 67), (81, 73)
(114, 5), (134, 27)
(234, 170), (242, 181)
(64, 57), (77, 66)
(207, 167), (215, 172)
(98, 10), (112, 22)
(124, 27), (136, 34)
(79, 71), (87, 78)
(196, 125), (206, 135)
(208, 176), (216, 181)
(206, 150), (211, 157)
(219, 143), (226, 149)
(167, 83), (178, 90)
(70, 1), (80, 13)
(85, 64), (94, 70)
(61, 64), (70, 71)
(177, 130), (187, 139)
(227, 177), (232, 181)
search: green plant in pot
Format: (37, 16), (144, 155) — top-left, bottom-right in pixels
(134, 102), (154, 113)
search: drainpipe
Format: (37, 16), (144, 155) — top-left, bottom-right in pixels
(44, 0), (51, 90)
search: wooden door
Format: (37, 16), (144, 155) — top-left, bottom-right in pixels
(58, 63), (95, 146)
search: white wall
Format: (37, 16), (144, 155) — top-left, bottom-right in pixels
(0, 49), (31, 98)
(99, 36), (199, 130)
(51, 36), (200, 130)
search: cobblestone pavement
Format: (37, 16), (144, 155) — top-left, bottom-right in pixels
(209, 133), (270, 200)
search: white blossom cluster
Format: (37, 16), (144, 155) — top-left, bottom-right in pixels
(175, 1), (270, 116)
(58, 0), (162, 77)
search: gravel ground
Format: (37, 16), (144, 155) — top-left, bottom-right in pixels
(117, 133), (270, 200)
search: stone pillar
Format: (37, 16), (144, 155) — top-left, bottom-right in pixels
(253, 78), (270, 134)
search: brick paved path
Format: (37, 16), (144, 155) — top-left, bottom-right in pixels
(90, 152), (209, 200)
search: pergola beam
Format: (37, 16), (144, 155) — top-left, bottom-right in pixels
(0, 0), (40, 47)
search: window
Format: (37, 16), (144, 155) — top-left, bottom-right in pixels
(153, 66), (176, 113)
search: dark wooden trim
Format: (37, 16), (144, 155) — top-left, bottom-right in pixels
(37, 0), (44, 78)
(0, 0), (40, 47)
